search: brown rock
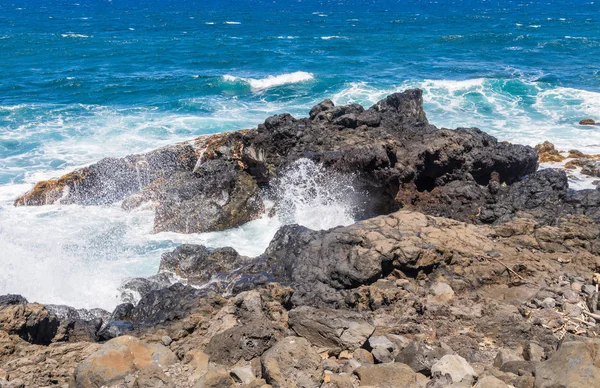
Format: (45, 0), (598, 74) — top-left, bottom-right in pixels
(195, 367), (234, 388)
(74, 335), (177, 388)
(134, 365), (175, 388)
(353, 349), (375, 364)
(534, 339), (600, 387)
(354, 363), (428, 388)
(261, 336), (323, 388)
(535, 141), (565, 163)
(475, 375), (510, 388)
(579, 118), (596, 125)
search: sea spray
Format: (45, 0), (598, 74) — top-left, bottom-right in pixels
(269, 158), (357, 230)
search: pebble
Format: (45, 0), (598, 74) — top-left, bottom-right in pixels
(571, 282), (582, 292)
(161, 335), (173, 346)
(540, 297), (556, 309)
(582, 285), (597, 295)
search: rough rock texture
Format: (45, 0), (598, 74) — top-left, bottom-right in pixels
(73, 336), (177, 387)
(534, 337), (600, 388)
(261, 336), (323, 388)
(204, 321), (284, 365)
(288, 306), (374, 354)
(15, 143), (197, 206)
(354, 363), (428, 388)
(16, 89), (539, 234)
(6, 91), (600, 388)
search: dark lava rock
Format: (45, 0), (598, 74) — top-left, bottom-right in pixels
(205, 321), (284, 365)
(15, 143), (196, 206)
(97, 320), (135, 341)
(159, 244), (248, 285)
(131, 283), (213, 326)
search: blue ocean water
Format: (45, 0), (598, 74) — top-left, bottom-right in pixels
(1, 0), (600, 309)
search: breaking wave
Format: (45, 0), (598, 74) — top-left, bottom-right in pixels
(222, 71), (315, 91)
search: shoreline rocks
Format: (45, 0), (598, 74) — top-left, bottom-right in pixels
(3, 90), (600, 387)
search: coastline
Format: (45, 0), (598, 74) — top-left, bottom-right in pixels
(2, 89), (600, 387)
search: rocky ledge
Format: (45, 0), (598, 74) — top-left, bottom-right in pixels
(3, 90), (600, 388)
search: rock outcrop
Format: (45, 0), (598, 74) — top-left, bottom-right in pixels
(4, 90), (600, 388)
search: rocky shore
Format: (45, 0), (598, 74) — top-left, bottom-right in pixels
(3, 89), (600, 387)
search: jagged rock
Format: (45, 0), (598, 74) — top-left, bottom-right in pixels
(534, 338), (600, 387)
(159, 244), (249, 286)
(131, 283), (217, 326)
(395, 342), (452, 376)
(353, 363), (428, 388)
(153, 161), (265, 233)
(119, 273), (174, 304)
(205, 321), (284, 365)
(288, 306), (374, 354)
(261, 336), (323, 388)
(14, 143), (196, 206)
(74, 336), (177, 387)
(430, 355), (477, 385)
(16, 89), (540, 234)
(0, 297), (60, 345)
(523, 342), (545, 362)
(264, 211), (495, 307)
(493, 349), (523, 368)
(580, 118), (596, 125)
(97, 320), (134, 341)
(535, 142), (565, 163)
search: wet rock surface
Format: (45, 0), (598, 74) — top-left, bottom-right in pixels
(4, 91), (600, 387)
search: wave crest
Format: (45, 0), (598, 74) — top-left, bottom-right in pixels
(222, 71), (314, 90)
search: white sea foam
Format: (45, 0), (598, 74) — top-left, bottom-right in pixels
(61, 33), (89, 38)
(320, 36), (345, 40)
(0, 158), (356, 310)
(222, 71), (315, 90)
(225, 21), (241, 25)
(332, 78), (600, 155)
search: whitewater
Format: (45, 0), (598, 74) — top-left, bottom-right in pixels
(2, 0), (600, 310)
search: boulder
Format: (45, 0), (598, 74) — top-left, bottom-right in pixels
(0, 297), (60, 345)
(74, 336), (177, 387)
(153, 161), (264, 233)
(134, 365), (175, 388)
(288, 306), (374, 354)
(395, 342), (452, 376)
(205, 321), (284, 365)
(159, 244), (248, 286)
(580, 118), (596, 125)
(261, 336), (323, 388)
(195, 367), (234, 388)
(353, 363), (428, 388)
(430, 355), (477, 385)
(534, 339), (600, 387)
(474, 375), (510, 388)
(264, 211), (494, 307)
(14, 143), (196, 206)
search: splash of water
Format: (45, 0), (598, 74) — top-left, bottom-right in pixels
(270, 158), (357, 230)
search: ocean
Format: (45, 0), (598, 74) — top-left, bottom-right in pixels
(1, 0), (599, 310)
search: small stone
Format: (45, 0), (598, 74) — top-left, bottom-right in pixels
(475, 375), (510, 388)
(428, 282), (455, 303)
(195, 367), (233, 388)
(371, 347), (394, 364)
(430, 354), (477, 385)
(161, 335), (173, 347)
(561, 290), (579, 304)
(230, 366), (255, 384)
(523, 342), (545, 362)
(338, 350), (353, 360)
(580, 119), (596, 125)
(571, 282), (582, 292)
(353, 349), (374, 364)
(354, 363), (428, 388)
(368, 336), (396, 352)
(540, 297), (556, 309)
(583, 285), (597, 295)
(0, 368), (7, 380)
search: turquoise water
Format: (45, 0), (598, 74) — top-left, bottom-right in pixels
(1, 0), (600, 309)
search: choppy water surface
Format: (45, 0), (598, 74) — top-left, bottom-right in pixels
(1, 0), (599, 309)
